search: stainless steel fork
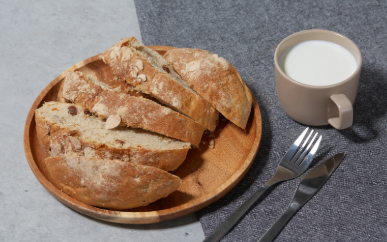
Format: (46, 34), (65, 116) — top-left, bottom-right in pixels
(203, 128), (322, 242)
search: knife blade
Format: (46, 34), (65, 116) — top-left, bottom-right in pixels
(258, 152), (346, 242)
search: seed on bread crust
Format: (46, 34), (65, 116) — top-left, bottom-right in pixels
(105, 114), (121, 129)
(137, 74), (147, 82)
(134, 59), (143, 70)
(130, 69), (138, 78)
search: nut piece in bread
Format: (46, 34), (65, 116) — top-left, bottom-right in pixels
(45, 156), (181, 210)
(62, 71), (204, 146)
(100, 37), (219, 132)
(105, 114), (121, 129)
(164, 48), (253, 129)
(35, 102), (190, 171)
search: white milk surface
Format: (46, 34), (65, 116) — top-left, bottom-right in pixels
(279, 40), (357, 86)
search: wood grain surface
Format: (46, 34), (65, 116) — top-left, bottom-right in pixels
(23, 46), (262, 224)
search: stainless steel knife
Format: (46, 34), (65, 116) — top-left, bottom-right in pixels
(258, 153), (346, 242)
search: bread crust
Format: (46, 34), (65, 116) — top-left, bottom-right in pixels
(35, 107), (189, 171)
(100, 37), (219, 131)
(45, 156), (181, 210)
(62, 71), (204, 146)
(164, 48), (253, 129)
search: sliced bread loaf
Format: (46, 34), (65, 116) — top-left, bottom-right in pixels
(164, 48), (253, 129)
(99, 37), (219, 131)
(35, 102), (190, 171)
(45, 155), (181, 210)
(62, 71), (204, 146)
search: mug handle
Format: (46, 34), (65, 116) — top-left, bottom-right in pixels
(328, 94), (353, 130)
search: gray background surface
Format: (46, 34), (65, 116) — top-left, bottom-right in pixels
(0, 1), (204, 241)
(134, 0), (387, 241)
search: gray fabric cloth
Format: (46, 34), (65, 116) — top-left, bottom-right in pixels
(134, 0), (387, 241)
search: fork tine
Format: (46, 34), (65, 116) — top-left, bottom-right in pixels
(295, 132), (318, 165)
(299, 135), (322, 170)
(290, 130), (313, 163)
(293, 127), (309, 147)
(281, 128), (309, 163)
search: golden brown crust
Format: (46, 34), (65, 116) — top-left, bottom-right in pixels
(35, 112), (189, 171)
(62, 71), (204, 146)
(45, 156), (181, 210)
(100, 37), (219, 131)
(164, 48), (253, 129)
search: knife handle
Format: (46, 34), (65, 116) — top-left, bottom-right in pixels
(258, 204), (299, 242)
(203, 185), (269, 242)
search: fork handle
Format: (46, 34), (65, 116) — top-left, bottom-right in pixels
(203, 185), (270, 242)
(258, 205), (298, 242)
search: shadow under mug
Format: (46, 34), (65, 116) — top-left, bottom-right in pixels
(274, 29), (362, 130)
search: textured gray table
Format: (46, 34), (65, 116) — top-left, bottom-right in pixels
(134, 0), (387, 241)
(0, 1), (204, 241)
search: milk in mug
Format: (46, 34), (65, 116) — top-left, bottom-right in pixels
(279, 40), (357, 86)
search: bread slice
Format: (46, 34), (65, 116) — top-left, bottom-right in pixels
(164, 48), (253, 129)
(79, 68), (162, 103)
(45, 156), (181, 210)
(100, 37), (219, 132)
(35, 102), (190, 171)
(62, 71), (204, 146)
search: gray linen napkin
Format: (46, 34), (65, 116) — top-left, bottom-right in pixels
(134, 0), (387, 241)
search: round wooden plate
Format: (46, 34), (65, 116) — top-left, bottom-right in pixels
(24, 46), (262, 224)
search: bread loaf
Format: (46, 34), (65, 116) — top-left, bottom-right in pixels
(35, 102), (190, 171)
(62, 71), (204, 146)
(100, 37), (219, 131)
(45, 156), (181, 210)
(164, 48), (253, 129)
